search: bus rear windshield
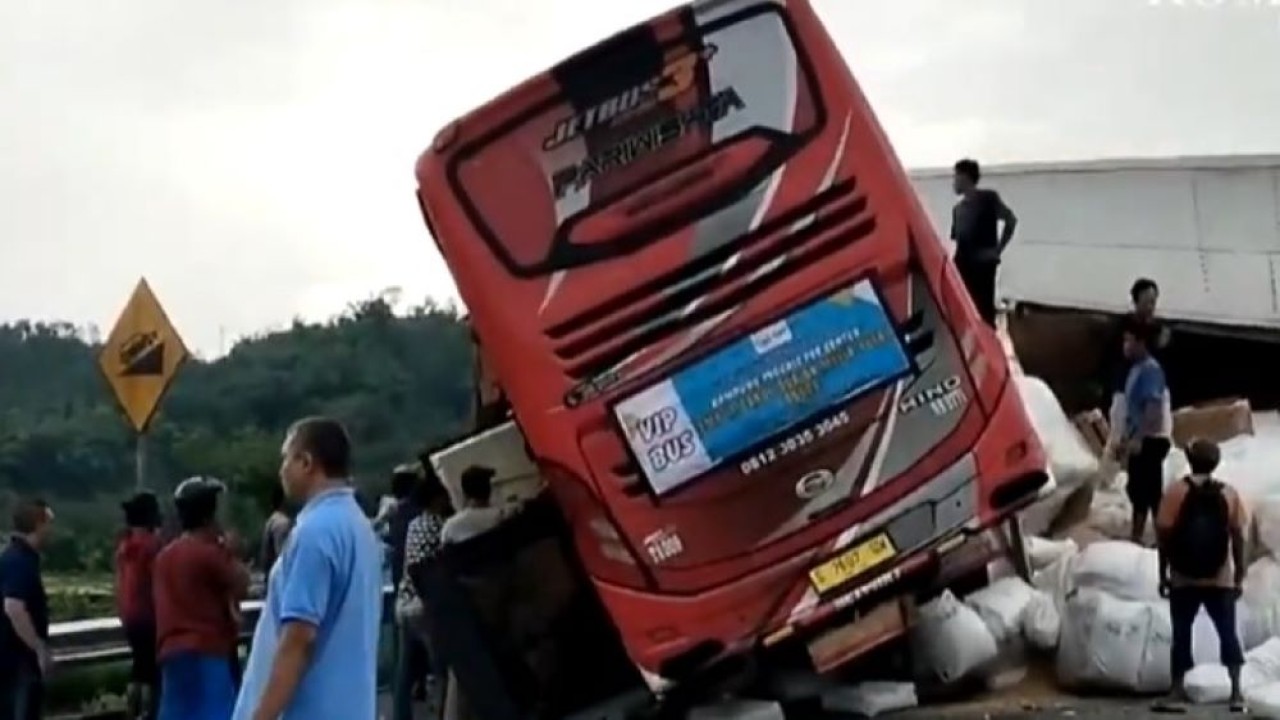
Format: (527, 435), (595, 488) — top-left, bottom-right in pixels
(446, 3), (825, 277)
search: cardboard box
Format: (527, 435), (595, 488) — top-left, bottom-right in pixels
(1171, 397), (1254, 448)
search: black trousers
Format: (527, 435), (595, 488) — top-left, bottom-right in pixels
(0, 660), (42, 720)
(1126, 436), (1171, 515)
(956, 259), (998, 327)
(1170, 585), (1243, 678)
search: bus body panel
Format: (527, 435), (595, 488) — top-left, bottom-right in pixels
(417, 0), (1045, 678)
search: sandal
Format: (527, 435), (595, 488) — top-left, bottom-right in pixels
(1229, 698), (1247, 713)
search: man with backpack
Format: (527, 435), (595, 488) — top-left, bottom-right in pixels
(1155, 439), (1247, 713)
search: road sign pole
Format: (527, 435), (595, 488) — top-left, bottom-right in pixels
(135, 431), (148, 490)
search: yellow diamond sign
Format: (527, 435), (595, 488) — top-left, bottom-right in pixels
(99, 279), (189, 432)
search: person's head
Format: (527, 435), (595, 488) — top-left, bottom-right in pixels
(1122, 321), (1158, 360)
(279, 416), (352, 502)
(459, 466), (495, 508)
(173, 477), (225, 532)
(952, 158), (981, 195)
(411, 462), (451, 513)
(12, 498), (53, 549)
(121, 492), (161, 530)
(1130, 277), (1159, 317)
(390, 463), (421, 501)
(1186, 439), (1222, 477)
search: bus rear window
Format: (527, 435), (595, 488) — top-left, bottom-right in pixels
(446, 3), (825, 277)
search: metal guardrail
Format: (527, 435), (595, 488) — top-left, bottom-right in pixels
(49, 586), (394, 669)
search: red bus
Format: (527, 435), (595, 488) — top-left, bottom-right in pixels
(417, 0), (1047, 687)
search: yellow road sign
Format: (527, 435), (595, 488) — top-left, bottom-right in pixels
(98, 279), (189, 432)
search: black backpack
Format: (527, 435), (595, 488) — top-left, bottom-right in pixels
(1169, 477), (1231, 580)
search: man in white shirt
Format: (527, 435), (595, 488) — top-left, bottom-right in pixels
(440, 466), (508, 545)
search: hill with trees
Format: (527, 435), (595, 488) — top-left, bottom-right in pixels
(0, 296), (474, 574)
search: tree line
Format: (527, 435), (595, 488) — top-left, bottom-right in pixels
(0, 296), (474, 573)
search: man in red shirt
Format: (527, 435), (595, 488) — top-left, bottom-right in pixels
(115, 492), (162, 720)
(153, 477), (250, 720)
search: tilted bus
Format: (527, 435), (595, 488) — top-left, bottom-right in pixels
(416, 0), (1048, 689)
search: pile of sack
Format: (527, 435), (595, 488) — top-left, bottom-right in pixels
(1008, 371), (1280, 715)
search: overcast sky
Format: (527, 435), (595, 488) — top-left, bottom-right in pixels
(2, 0), (1278, 356)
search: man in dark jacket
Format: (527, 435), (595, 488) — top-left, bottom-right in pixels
(951, 158), (1018, 327)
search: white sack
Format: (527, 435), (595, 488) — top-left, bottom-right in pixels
(1137, 602), (1174, 693)
(1247, 638), (1280, 682)
(1185, 664), (1232, 705)
(1247, 681), (1280, 719)
(1015, 376), (1098, 490)
(1086, 486), (1134, 541)
(1072, 541), (1161, 601)
(1255, 498), (1280, 557)
(1243, 558), (1280, 647)
(1032, 552), (1078, 614)
(1023, 589), (1062, 650)
(965, 576), (1037, 645)
(1026, 536), (1078, 571)
(820, 682), (917, 717)
(1056, 589), (1170, 692)
(1184, 664), (1267, 705)
(910, 591), (999, 684)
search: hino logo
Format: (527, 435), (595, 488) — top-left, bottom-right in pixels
(795, 469), (836, 500)
(899, 375), (966, 417)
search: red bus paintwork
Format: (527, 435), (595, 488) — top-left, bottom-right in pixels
(416, 0), (1046, 680)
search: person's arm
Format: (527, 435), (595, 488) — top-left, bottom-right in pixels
(251, 528), (333, 720)
(211, 539), (252, 601)
(1231, 492), (1248, 589)
(995, 193), (1017, 251)
(2, 566), (49, 672)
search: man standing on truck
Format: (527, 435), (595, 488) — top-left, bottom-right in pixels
(1120, 323), (1173, 546)
(1155, 439), (1246, 713)
(951, 158), (1018, 327)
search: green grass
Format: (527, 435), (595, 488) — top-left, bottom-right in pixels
(46, 572), (115, 623)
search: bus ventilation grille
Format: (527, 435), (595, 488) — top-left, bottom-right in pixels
(545, 177), (876, 383)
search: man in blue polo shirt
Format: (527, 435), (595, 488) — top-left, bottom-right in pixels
(233, 417), (382, 720)
(0, 498), (54, 720)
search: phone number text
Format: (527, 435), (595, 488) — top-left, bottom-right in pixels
(739, 411), (851, 476)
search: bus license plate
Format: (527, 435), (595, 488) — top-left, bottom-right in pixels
(808, 533), (897, 594)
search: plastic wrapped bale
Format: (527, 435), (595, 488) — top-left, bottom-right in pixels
(1242, 558), (1280, 647)
(1015, 375), (1099, 489)
(1023, 588), (1062, 650)
(1246, 682), (1280, 719)
(1255, 498), (1280, 558)
(1015, 377), (1100, 536)
(1056, 589), (1171, 692)
(964, 576), (1038, 645)
(1071, 541), (1161, 601)
(1026, 536), (1078, 571)
(1032, 551), (1078, 615)
(910, 591), (999, 685)
(1184, 638), (1280, 704)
